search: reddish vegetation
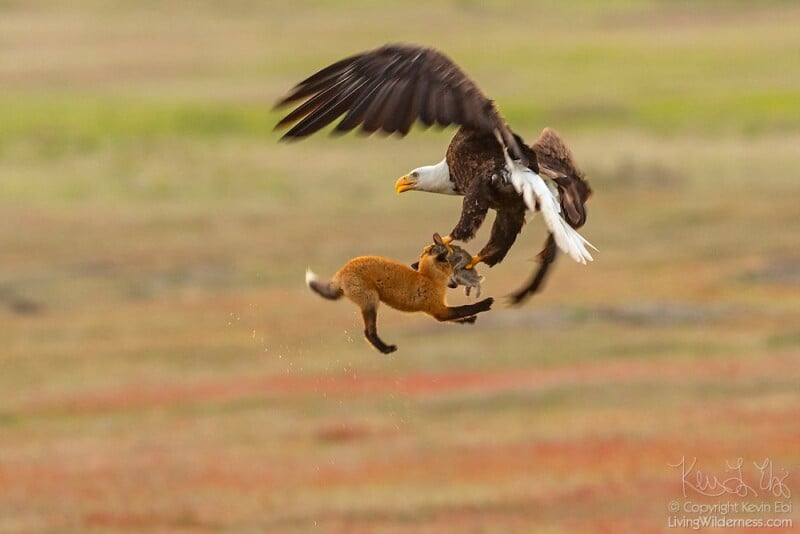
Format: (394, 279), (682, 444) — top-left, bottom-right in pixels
(4, 351), (799, 532)
(5, 351), (796, 531)
(314, 422), (383, 443)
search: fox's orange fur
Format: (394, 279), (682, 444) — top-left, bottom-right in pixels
(306, 234), (493, 353)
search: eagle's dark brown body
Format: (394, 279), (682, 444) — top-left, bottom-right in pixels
(445, 126), (590, 296)
(446, 128), (530, 267)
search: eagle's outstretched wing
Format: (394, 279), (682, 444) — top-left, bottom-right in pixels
(273, 43), (526, 163)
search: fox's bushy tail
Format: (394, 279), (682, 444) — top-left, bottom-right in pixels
(305, 269), (343, 300)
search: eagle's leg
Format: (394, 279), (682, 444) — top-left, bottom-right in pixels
(508, 234), (557, 305)
(445, 194), (490, 245)
(474, 207), (526, 268)
(464, 255), (484, 270)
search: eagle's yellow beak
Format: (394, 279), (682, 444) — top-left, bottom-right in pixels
(395, 175), (417, 194)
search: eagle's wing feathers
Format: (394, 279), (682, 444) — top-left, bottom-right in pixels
(532, 128), (582, 181)
(274, 44), (524, 161)
(532, 127), (592, 228)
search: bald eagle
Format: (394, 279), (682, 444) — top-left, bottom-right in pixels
(274, 44), (593, 304)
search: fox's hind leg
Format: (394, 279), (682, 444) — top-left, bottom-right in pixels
(341, 277), (397, 354)
(361, 306), (397, 354)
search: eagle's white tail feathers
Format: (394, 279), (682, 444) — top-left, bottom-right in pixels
(503, 151), (596, 264)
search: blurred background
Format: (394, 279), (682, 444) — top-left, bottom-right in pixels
(2, 1), (799, 532)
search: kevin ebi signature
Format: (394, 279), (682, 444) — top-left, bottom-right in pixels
(669, 456), (791, 499)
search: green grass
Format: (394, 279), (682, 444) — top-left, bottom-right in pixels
(1, 1), (799, 532)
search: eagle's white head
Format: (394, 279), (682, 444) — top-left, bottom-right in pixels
(395, 159), (457, 195)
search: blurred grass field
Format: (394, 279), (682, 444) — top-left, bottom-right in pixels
(1, 1), (799, 532)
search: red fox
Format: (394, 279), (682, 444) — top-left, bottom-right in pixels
(306, 234), (494, 354)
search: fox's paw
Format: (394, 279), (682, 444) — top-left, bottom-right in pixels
(478, 297), (494, 311)
(380, 344), (398, 354)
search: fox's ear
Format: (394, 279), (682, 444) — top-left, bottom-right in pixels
(432, 233), (443, 245)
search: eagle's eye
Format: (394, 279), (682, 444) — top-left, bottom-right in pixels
(411, 171), (419, 178)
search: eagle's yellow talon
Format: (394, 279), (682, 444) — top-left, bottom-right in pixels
(441, 235), (454, 245)
(465, 255), (483, 270)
